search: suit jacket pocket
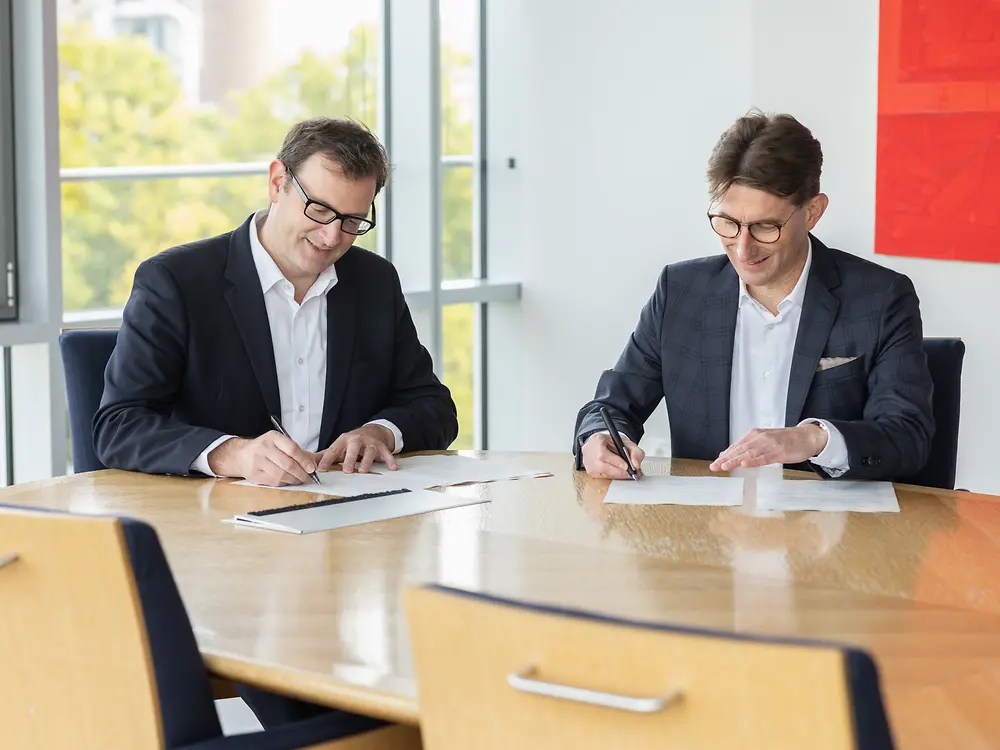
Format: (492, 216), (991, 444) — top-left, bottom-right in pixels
(812, 354), (866, 385)
(805, 356), (867, 419)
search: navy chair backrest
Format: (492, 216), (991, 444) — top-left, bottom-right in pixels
(58, 328), (119, 473)
(119, 516), (226, 746)
(898, 338), (965, 490)
(0, 504), (392, 749)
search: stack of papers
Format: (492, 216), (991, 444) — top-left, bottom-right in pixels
(602, 474), (900, 513)
(226, 454), (552, 533)
(227, 487), (486, 534)
(755, 479), (899, 513)
(389, 454), (552, 488)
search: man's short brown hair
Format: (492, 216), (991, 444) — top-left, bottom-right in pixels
(706, 110), (822, 205)
(277, 117), (389, 194)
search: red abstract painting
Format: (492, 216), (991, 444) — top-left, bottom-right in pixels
(876, 0), (1000, 262)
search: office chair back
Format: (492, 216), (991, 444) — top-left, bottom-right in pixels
(58, 328), (119, 473)
(898, 338), (965, 490)
(0, 505), (415, 750)
(0, 507), (168, 748)
(406, 585), (894, 750)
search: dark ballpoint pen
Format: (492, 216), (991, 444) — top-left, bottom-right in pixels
(269, 415), (322, 485)
(599, 406), (639, 481)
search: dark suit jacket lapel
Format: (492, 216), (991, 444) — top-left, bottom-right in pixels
(785, 236), (841, 426)
(703, 262), (740, 454)
(223, 214), (281, 418)
(317, 279), (357, 449)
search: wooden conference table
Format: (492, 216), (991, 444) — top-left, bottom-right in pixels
(4, 451), (1000, 748)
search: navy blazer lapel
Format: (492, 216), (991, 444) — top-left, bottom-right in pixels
(785, 236), (841, 426)
(318, 280), (357, 449)
(222, 214), (281, 419)
(703, 262), (740, 452)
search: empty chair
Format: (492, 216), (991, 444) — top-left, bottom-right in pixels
(58, 328), (119, 473)
(897, 338), (966, 490)
(0, 505), (421, 749)
(406, 585), (894, 750)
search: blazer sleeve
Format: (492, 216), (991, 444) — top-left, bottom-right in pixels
(825, 274), (935, 480)
(367, 265), (459, 451)
(93, 258), (227, 475)
(573, 267), (668, 468)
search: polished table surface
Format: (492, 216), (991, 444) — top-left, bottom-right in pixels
(4, 452), (1000, 748)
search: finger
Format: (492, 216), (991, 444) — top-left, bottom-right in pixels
(271, 432), (317, 475)
(711, 435), (755, 471)
(625, 442), (646, 476)
(720, 445), (762, 471)
(314, 449), (334, 472)
(595, 458), (632, 480)
(737, 453), (777, 469)
(736, 442), (782, 469)
(598, 444), (628, 472)
(266, 448), (312, 485)
(257, 455), (306, 486)
(379, 443), (398, 470)
(342, 438), (362, 474)
(584, 452), (622, 479)
(317, 435), (349, 471)
(357, 444), (378, 474)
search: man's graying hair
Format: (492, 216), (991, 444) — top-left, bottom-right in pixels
(277, 117), (389, 194)
(706, 110), (822, 205)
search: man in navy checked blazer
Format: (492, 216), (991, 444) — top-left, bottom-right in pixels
(575, 111), (934, 482)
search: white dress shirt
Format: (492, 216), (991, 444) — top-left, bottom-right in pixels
(191, 211), (402, 476)
(729, 240), (848, 475)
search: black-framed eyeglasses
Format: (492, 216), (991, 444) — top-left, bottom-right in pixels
(286, 168), (376, 236)
(707, 204), (800, 244)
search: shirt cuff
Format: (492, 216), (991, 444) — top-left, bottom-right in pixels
(366, 420), (403, 454)
(799, 418), (849, 477)
(190, 435), (236, 477)
(599, 429), (635, 445)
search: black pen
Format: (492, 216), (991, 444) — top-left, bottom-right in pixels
(599, 406), (639, 481)
(269, 415), (321, 485)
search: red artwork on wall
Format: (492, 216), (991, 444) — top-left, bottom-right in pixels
(876, 0), (1000, 262)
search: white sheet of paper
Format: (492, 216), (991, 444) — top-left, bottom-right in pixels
(226, 488), (488, 534)
(231, 470), (411, 496)
(388, 454), (552, 488)
(603, 476), (745, 506)
(755, 479), (899, 513)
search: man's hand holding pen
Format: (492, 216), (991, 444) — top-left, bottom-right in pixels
(581, 432), (646, 480)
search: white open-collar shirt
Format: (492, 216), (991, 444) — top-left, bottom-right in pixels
(191, 211), (402, 476)
(729, 239), (848, 474)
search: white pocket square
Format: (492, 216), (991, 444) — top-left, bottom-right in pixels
(817, 356), (859, 372)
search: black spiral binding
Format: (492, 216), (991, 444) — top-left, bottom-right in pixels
(247, 488), (413, 517)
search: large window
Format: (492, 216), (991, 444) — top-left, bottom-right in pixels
(58, 0), (380, 315)
(0, 0), (17, 322)
(439, 0), (477, 448)
(0, 0), (517, 483)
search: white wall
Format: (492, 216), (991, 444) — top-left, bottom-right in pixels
(487, 0), (1000, 493)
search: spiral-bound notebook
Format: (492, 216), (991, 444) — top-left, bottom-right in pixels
(225, 487), (489, 534)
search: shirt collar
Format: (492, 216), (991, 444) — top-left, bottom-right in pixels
(738, 236), (813, 311)
(248, 209), (339, 297)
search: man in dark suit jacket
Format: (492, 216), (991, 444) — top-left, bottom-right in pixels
(95, 117), (457, 484)
(95, 118), (458, 729)
(575, 111), (934, 482)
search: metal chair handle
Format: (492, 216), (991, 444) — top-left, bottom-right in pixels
(507, 666), (681, 714)
(0, 553), (18, 571)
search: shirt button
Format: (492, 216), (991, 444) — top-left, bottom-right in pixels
(297, 357), (304, 365)
(765, 324), (773, 331)
(298, 405), (305, 412)
(764, 371), (771, 379)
